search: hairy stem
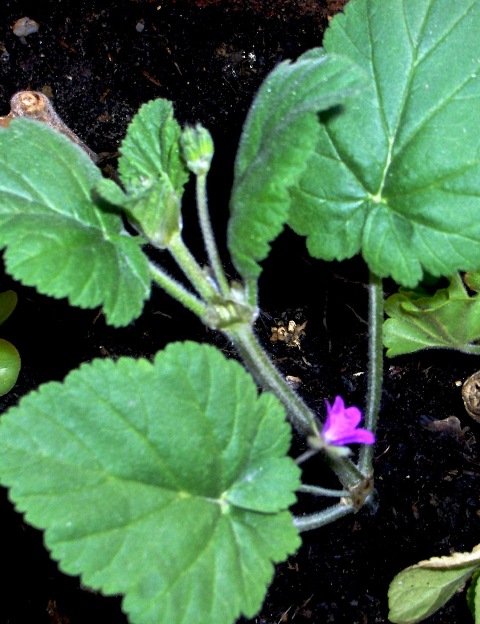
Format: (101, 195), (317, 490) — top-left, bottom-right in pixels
(196, 172), (230, 296)
(149, 262), (208, 319)
(298, 484), (349, 497)
(358, 272), (384, 475)
(225, 323), (318, 436)
(293, 502), (355, 532)
(168, 232), (219, 302)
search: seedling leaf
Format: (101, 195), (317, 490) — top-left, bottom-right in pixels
(383, 273), (480, 356)
(289, 0), (480, 286)
(104, 98), (189, 245)
(118, 98), (188, 194)
(0, 119), (151, 326)
(388, 545), (480, 623)
(0, 341), (301, 624)
(228, 48), (365, 280)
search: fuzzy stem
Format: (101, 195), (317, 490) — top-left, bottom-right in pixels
(324, 451), (371, 490)
(293, 502), (355, 532)
(225, 323), (317, 436)
(358, 272), (384, 475)
(195, 172), (230, 296)
(149, 262), (209, 319)
(298, 484), (349, 497)
(244, 277), (259, 311)
(168, 232), (219, 302)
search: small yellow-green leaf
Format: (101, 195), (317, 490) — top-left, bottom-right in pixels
(0, 338), (20, 395)
(388, 546), (480, 623)
(384, 273), (480, 356)
(0, 290), (17, 325)
(466, 569), (480, 621)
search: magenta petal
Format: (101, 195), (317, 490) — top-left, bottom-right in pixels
(322, 395), (375, 446)
(328, 428), (376, 446)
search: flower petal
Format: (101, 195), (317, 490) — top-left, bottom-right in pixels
(328, 428), (375, 446)
(322, 395), (375, 446)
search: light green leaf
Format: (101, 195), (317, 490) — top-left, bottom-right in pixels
(0, 341), (301, 624)
(118, 98), (188, 193)
(0, 119), (151, 326)
(228, 47), (365, 280)
(383, 273), (480, 356)
(388, 545), (480, 623)
(102, 98), (189, 245)
(289, 0), (480, 287)
(0, 338), (20, 395)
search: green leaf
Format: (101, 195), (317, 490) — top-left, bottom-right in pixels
(0, 341), (301, 624)
(227, 47), (365, 280)
(289, 0), (480, 287)
(100, 98), (189, 246)
(383, 273), (480, 356)
(0, 289), (17, 325)
(464, 270), (480, 293)
(388, 546), (480, 623)
(466, 569), (480, 621)
(0, 119), (151, 326)
(118, 98), (188, 193)
(0, 338), (20, 395)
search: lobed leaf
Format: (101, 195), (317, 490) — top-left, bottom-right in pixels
(0, 119), (151, 326)
(289, 0), (480, 286)
(0, 341), (301, 624)
(228, 48), (365, 280)
(383, 273), (480, 356)
(118, 98), (188, 194)
(105, 98), (189, 245)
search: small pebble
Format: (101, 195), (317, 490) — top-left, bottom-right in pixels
(12, 17), (40, 42)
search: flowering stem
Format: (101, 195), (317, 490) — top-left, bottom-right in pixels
(358, 271), (384, 475)
(225, 323), (318, 436)
(150, 191), (374, 503)
(195, 171), (230, 297)
(324, 452), (370, 490)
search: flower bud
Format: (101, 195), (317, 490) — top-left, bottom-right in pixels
(180, 124), (214, 176)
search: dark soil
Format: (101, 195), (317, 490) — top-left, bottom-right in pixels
(0, 1), (479, 623)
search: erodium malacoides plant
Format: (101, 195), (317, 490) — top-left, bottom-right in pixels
(0, 2), (480, 623)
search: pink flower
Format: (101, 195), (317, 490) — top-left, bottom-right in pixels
(322, 396), (375, 447)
